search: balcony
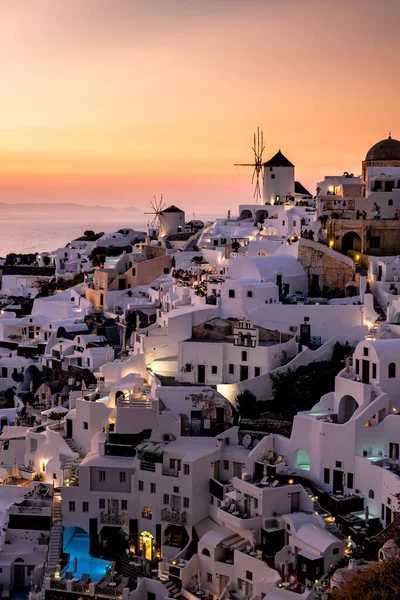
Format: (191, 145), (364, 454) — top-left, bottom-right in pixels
(161, 508), (187, 526)
(162, 467), (179, 477)
(100, 512), (123, 526)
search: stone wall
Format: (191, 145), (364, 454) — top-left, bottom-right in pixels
(298, 239), (357, 291)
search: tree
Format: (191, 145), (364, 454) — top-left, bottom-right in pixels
(330, 556), (400, 600)
(236, 390), (257, 419)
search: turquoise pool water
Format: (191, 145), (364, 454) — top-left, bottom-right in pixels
(366, 456), (382, 462)
(63, 528), (110, 581)
(297, 464), (311, 471)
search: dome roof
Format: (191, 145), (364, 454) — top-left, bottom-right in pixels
(365, 135), (400, 161)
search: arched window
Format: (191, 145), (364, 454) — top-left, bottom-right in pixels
(388, 363), (396, 378)
(202, 548), (211, 556)
(142, 507), (152, 520)
(368, 489), (375, 499)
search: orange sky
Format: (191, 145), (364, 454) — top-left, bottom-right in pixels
(1, 0), (399, 212)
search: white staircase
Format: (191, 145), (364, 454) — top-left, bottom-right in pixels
(158, 573), (181, 598)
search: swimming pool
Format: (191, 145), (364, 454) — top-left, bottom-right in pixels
(63, 528), (110, 581)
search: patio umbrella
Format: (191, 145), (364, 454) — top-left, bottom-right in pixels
(73, 556), (78, 575)
(11, 458), (20, 479)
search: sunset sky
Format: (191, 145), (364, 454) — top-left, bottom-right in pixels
(1, 0), (400, 213)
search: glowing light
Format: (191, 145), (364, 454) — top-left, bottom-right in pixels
(393, 407), (397, 413)
(328, 186), (334, 193)
(329, 240), (334, 248)
(288, 479), (294, 484)
(355, 254), (360, 261)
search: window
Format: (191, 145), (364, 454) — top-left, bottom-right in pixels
(163, 494), (169, 505)
(335, 461), (342, 468)
(121, 500), (127, 510)
(99, 470), (106, 482)
(211, 365), (218, 375)
(207, 573), (212, 582)
(163, 268), (170, 274)
(150, 482), (156, 494)
(183, 497), (190, 508)
(271, 174), (275, 179)
(142, 507), (152, 519)
(388, 199), (393, 206)
(184, 464), (190, 475)
(246, 570), (253, 581)
(388, 497), (392, 506)
(369, 489), (375, 499)
(347, 473), (354, 489)
(287, 524), (291, 531)
(241, 350), (247, 361)
(332, 547), (339, 555)
(324, 468), (330, 484)
(82, 502), (89, 513)
(83, 422), (88, 430)
(372, 363), (377, 379)
(229, 364), (234, 374)
(223, 460), (229, 470)
(138, 480), (144, 491)
(228, 289), (235, 298)
(99, 499), (105, 509)
(69, 501), (75, 512)
(254, 498), (258, 509)
(147, 592), (156, 600)
(293, 220), (296, 227)
(389, 362), (396, 378)
(363, 347), (369, 357)
(173, 486), (179, 493)
(381, 504), (385, 520)
(119, 472), (126, 483)
(370, 236), (381, 249)
(247, 290), (253, 298)
(202, 548), (210, 556)
(254, 367), (261, 377)
(355, 359), (360, 375)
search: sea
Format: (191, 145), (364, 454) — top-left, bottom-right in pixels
(0, 214), (217, 257)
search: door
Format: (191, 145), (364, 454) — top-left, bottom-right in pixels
(362, 360), (370, 384)
(291, 492), (300, 512)
(276, 274), (282, 295)
(216, 407), (224, 424)
(14, 564), (25, 586)
(197, 365), (205, 383)
(233, 462), (242, 479)
(66, 418), (73, 438)
(240, 365), (248, 381)
(108, 498), (118, 514)
(171, 495), (181, 511)
(333, 470), (343, 494)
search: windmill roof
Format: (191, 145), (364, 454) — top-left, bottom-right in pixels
(161, 205), (184, 213)
(263, 150), (294, 168)
(295, 181), (312, 196)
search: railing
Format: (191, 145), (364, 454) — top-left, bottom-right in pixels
(18, 506), (44, 514)
(100, 512), (123, 525)
(72, 581), (90, 593)
(95, 584), (123, 597)
(161, 508), (187, 525)
(162, 468), (179, 477)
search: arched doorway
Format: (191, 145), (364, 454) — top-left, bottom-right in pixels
(393, 312), (400, 325)
(294, 449), (310, 471)
(255, 209), (268, 224)
(115, 390), (126, 405)
(342, 231), (361, 255)
(239, 209), (253, 220)
(13, 557), (25, 587)
(140, 531), (154, 560)
(23, 364), (41, 392)
(338, 395), (358, 424)
(265, 225), (279, 236)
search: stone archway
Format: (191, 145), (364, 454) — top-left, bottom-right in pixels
(342, 231), (361, 255)
(338, 394), (358, 424)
